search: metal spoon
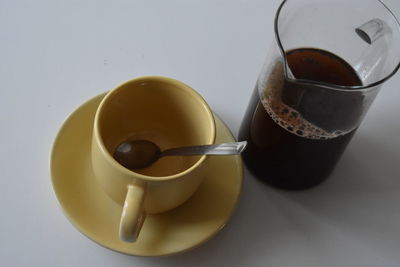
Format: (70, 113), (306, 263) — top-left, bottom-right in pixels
(113, 139), (247, 170)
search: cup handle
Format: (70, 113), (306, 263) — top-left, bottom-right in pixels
(119, 183), (146, 242)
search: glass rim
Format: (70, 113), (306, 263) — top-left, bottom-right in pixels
(274, 0), (400, 92)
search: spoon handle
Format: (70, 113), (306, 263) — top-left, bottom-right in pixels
(160, 141), (247, 156)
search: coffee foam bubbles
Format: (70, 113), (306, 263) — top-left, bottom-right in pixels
(257, 60), (354, 140)
(261, 97), (349, 139)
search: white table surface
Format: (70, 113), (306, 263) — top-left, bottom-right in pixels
(1, 0), (400, 266)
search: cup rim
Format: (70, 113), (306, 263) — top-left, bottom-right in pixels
(93, 76), (216, 181)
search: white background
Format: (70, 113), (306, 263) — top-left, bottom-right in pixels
(1, 0), (400, 266)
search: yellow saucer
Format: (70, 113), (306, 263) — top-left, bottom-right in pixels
(50, 93), (243, 256)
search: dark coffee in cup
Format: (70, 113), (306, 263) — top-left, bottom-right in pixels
(239, 48), (363, 190)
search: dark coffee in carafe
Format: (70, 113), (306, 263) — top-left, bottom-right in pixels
(239, 48), (363, 190)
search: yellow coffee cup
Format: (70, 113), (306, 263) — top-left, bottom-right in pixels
(91, 76), (216, 242)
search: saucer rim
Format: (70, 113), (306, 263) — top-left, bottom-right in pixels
(50, 92), (244, 257)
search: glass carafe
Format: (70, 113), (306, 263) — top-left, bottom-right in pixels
(239, 0), (400, 190)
